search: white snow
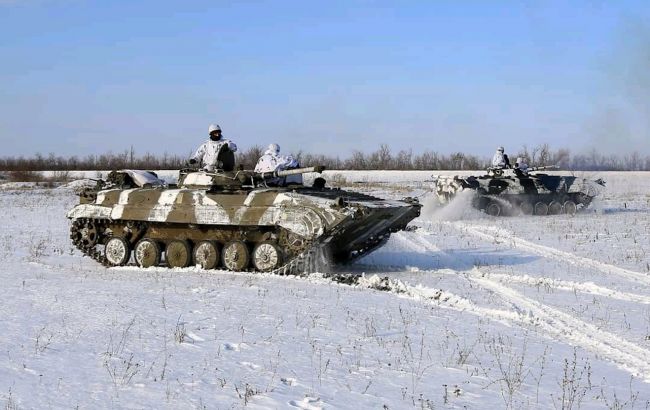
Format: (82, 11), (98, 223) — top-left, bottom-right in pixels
(57, 179), (97, 191)
(1, 171), (650, 408)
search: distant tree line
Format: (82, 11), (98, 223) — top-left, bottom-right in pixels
(1, 143), (650, 171)
(0, 148), (187, 171)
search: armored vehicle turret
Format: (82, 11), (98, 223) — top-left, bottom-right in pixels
(68, 166), (421, 274)
(434, 166), (605, 216)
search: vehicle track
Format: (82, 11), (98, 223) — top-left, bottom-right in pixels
(477, 271), (650, 304)
(63, 218), (650, 382)
(380, 226), (650, 381)
(354, 270), (650, 381)
(467, 275), (650, 382)
(449, 222), (650, 287)
(364, 229), (650, 304)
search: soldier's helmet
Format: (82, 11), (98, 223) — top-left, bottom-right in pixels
(208, 124), (221, 134)
(268, 143), (280, 154)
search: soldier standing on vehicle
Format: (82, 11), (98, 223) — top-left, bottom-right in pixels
(255, 143), (300, 185)
(254, 143), (298, 172)
(189, 124), (238, 171)
(514, 157), (529, 177)
(492, 146), (511, 169)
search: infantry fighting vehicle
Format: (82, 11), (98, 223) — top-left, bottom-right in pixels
(67, 166), (421, 274)
(434, 166), (605, 216)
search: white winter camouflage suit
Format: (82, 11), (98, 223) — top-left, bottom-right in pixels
(254, 148), (300, 185)
(492, 151), (507, 168)
(190, 139), (237, 172)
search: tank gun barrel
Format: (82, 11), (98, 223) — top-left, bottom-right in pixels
(257, 166), (325, 179)
(528, 165), (559, 172)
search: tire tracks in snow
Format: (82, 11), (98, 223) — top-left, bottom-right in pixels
(467, 275), (650, 382)
(449, 222), (650, 287)
(58, 224), (650, 381)
(378, 231), (650, 304)
(355, 274), (522, 326)
(373, 228), (650, 382)
(480, 272), (650, 305)
(356, 272), (650, 382)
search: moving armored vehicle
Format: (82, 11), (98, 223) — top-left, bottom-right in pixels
(67, 165), (421, 275)
(434, 166), (605, 216)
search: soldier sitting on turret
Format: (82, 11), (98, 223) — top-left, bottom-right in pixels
(255, 143), (300, 186)
(189, 124), (238, 172)
(492, 146), (511, 169)
(514, 157), (529, 177)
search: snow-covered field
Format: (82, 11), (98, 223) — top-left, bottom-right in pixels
(1, 171), (650, 409)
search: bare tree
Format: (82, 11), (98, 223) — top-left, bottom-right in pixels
(394, 149), (413, 170)
(237, 145), (264, 169)
(346, 151), (367, 169)
(377, 144), (392, 169)
(537, 143), (551, 165)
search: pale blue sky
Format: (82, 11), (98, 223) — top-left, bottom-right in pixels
(1, 0), (649, 157)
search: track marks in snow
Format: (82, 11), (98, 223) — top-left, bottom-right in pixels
(358, 272), (650, 382)
(468, 275), (650, 382)
(479, 272), (650, 304)
(357, 275), (521, 326)
(366, 229), (650, 381)
(450, 222), (650, 287)
(390, 227), (650, 304)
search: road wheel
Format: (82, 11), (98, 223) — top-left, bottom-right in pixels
(80, 221), (99, 248)
(520, 202), (534, 215)
(134, 238), (161, 268)
(166, 240), (192, 268)
(105, 237), (131, 266)
(563, 200), (577, 215)
(548, 201), (563, 215)
(193, 241), (220, 270)
(486, 202), (501, 217)
(222, 241), (250, 271)
(534, 202), (549, 216)
(252, 241), (283, 272)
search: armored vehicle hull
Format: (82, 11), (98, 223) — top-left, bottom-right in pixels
(435, 168), (605, 216)
(68, 169), (421, 274)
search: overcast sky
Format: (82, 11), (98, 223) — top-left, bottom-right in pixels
(1, 0), (650, 158)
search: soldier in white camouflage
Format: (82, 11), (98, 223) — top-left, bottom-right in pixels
(492, 146), (511, 169)
(189, 124), (238, 171)
(254, 143), (300, 186)
(514, 157), (529, 177)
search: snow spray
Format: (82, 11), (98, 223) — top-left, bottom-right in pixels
(420, 190), (483, 221)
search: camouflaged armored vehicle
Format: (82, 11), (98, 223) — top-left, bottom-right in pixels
(67, 166), (421, 274)
(434, 166), (605, 216)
